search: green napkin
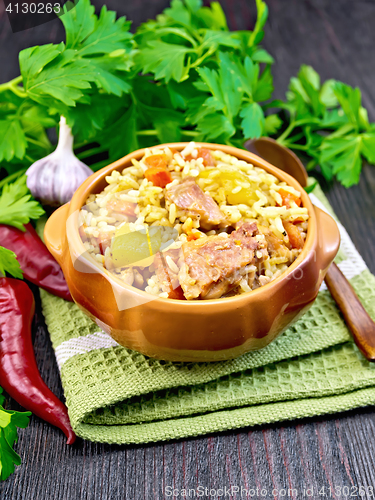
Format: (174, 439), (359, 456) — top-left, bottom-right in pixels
(40, 183), (375, 444)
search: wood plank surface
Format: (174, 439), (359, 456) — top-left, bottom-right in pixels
(1, 1), (375, 498)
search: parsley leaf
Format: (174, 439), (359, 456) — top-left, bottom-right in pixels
(333, 82), (363, 129)
(240, 102), (265, 138)
(198, 2), (228, 30)
(248, 0), (268, 47)
(251, 47), (274, 64)
(320, 134), (363, 186)
(192, 52), (270, 141)
(196, 112), (236, 142)
(19, 44), (64, 91)
(25, 52), (96, 107)
(0, 119), (27, 162)
(0, 396), (31, 481)
(197, 53), (243, 121)
(60, 0), (96, 49)
(99, 104), (139, 161)
(0, 175), (44, 231)
(273, 64), (375, 187)
(86, 56), (132, 97)
(19, 0), (135, 112)
(264, 114), (283, 135)
(253, 65), (274, 102)
(361, 131), (375, 164)
(136, 41), (193, 83)
(64, 4), (133, 57)
(200, 30), (241, 50)
(0, 247), (23, 279)
(164, 0), (193, 27)
(65, 93), (120, 143)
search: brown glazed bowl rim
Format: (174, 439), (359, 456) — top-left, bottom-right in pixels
(67, 142), (316, 311)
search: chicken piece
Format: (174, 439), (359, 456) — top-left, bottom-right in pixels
(178, 222), (268, 300)
(165, 177), (227, 230)
(153, 249), (186, 300)
(258, 224), (291, 260)
(106, 199), (137, 217)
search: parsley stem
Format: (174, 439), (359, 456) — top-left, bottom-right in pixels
(136, 130), (158, 136)
(277, 118), (319, 144)
(0, 169), (27, 191)
(136, 129), (199, 138)
(11, 85), (27, 98)
(74, 140), (90, 150)
(158, 28), (198, 48)
(276, 121), (296, 143)
(0, 75), (22, 91)
(76, 146), (108, 160)
(182, 130), (199, 137)
(26, 137), (52, 150)
(284, 142), (309, 151)
(0, 75), (26, 98)
(191, 46), (216, 68)
(284, 132), (305, 143)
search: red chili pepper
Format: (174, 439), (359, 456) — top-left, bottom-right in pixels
(0, 277), (76, 445)
(0, 223), (72, 301)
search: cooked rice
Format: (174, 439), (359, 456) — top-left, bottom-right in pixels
(79, 143), (309, 299)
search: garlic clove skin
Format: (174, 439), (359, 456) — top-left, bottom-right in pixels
(26, 116), (93, 206)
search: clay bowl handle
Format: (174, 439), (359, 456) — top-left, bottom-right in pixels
(44, 203), (70, 267)
(325, 263), (375, 361)
(245, 137), (375, 362)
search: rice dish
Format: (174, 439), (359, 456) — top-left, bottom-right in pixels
(78, 143), (309, 300)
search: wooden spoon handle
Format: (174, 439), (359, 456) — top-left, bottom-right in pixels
(324, 262), (375, 361)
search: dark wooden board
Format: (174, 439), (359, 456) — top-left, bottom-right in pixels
(1, 0), (375, 498)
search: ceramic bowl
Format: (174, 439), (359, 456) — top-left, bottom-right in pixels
(44, 143), (340, 362)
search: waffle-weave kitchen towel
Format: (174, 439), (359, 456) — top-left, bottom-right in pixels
(40, 183), (375, 444)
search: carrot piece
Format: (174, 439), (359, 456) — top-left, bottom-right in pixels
(278, 188), (302, 209)
(168, 285), (186, 300)
(283, 221), (304, 249)
(187, 232), (200, 241)
(144, 154), (168, 169)
(144, 166), (173, 188)
(98, 233), (111, 256)
(197, 148), (215, 166)
(185, 148), (215, 166)
(107, 199), (137, 216)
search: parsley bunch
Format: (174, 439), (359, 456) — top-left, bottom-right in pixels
(0, 172), (44, 280)
(0, 0), (136, 173)
(0, 175), (44, 231)
(0, 0), (374, 188)
(0, 0), (273, 172)
(269, 65), (375, 187)
(0, 388), (31, 482)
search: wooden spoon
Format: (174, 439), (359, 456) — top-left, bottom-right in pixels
(245, 137), (375, 362)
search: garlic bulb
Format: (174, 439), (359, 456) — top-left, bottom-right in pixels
(26, 116), (93, 206)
